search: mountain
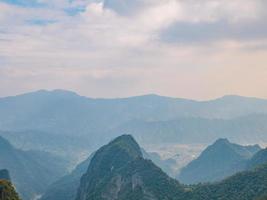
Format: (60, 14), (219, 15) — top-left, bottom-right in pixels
(0, 170), (20, 200)
(75, 135), (185, 200)
(187, 163), (267, 200)
(1, 90), (267, 162)
(2, 114), (267, 167)
(178, 138), (261, 184)
(0, 136), (69, 200)
(74, 135), (267, 200)
(111, 114), (267, 144)
(75, 135), (142, 200)
(42, 145), (179, 200)
(1, 90), (267, 135)
(2, 90), (267, 129)
(42, 144), (179, 200)
(247, 148), (267, 170)
(40, 153), (94, 200)
(142, 149), (177, 177)
(0, 130), (93, 166)
(0, 169), (10, 181)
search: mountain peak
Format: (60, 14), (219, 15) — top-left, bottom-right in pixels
(179, 138), (260, 184)
(110, 134), (136, 143)
(76, 135), (144, 200)
(81, 135), (142, 179)
(50, 89), (78, 96)
(204, 138), (260, 159)
(34, 89), (79, 97)
(214, 138), (230, 145)
(0, 169), (10, 181)
(76, 135), (184, 200)
(11, 89), (80, 99)
(107, 134), (142, 157)
(214, 94), (267, 103)
(0, 136), (13, 150)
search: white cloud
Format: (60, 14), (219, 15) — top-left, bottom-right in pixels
(0, 0), (267, 99)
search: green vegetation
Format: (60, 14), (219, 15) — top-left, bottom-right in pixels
(179, 138), (261, 184)
(0, 180), (20, 200)
(256, 194), (267, 200)
(187, 163), (267, 200)
(247, 148), (267, 169)
(76, 135), (143, 200)
(75, 135), (267, 200)
(0, 136), (69, 200)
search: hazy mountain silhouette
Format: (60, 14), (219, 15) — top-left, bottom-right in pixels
(1, 90), (267, 157)
(178, 138), (261, 184)
(41, 153), (94, 200)
(0, 136), (69, 200)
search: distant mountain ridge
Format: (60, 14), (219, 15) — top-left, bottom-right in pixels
(142, 149), (177, 177)
(2, 90), (267, 121)
(178, 138), (262, 184)
(111, 114), (267, 144)
(1, 89), (267, 156)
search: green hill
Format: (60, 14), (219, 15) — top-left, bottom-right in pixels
(0, 136), (69, 200)
(0, 170), (20, 200)
(75, 135), (184, 200)
(75, 135), (267, 200)
(178, 138), (261, 184)
(247, 148), (267, 169)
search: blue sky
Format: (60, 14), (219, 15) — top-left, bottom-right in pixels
(0, 0), (267, 99)
(2, 0), (88, 15)
(2, 0), (43, 7)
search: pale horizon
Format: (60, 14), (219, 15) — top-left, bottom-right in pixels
(1, 88), (267, 101)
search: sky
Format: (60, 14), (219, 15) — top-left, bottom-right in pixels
(0, 0), (267, 99)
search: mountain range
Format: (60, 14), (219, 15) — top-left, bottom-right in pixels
(111, 114), (267, 144)
(74, 135), (267, 200)
(1, 90), (267, 200)
(2, 133), (267, 200)
(0, 135), (69, 200)
(1, 90), (267, 162)
(1, 90), (267, 133)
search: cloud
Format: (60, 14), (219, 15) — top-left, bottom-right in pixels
(0, 0), (267, 99)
